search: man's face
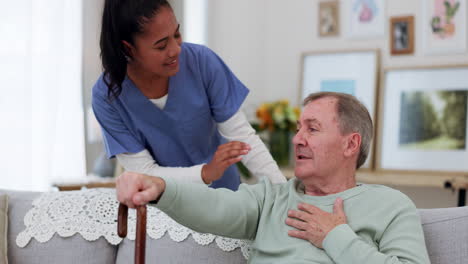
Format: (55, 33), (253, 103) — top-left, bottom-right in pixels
(293, 97), (347, 180)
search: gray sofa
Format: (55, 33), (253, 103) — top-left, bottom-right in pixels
(3, 189), (468, 264)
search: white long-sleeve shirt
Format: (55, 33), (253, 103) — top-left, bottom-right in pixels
(116, 95), (286, 184)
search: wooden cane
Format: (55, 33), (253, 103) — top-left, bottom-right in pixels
(118, 203), (147, 264)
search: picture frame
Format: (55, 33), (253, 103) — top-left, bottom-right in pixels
(343, 0), (385, 38)
(319, 1), (340, 37)
(390, 16), (414, 55)
(300, 50), (380, 170)
(422, 0), (467, 54)
(378, 65), (468, 174)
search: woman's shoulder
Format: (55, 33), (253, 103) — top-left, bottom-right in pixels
(181, 42), (218, 61)
(182, 42), (210, 53)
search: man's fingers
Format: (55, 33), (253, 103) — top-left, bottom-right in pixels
(285, 217), (308, 230)
(116, 183), (137, 208)
(288, 209), (312, 222)
(333, 198), (346, 218)
(298, 203), (320, 215)
(116, 171), (149, 208)
(287, 230), (308, 241)
(123, 197), (136, 209)
(133, 185), (157, 206)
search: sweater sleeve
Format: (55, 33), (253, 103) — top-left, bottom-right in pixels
(322, 197), (430, 264)
(154, 176), (266, 240)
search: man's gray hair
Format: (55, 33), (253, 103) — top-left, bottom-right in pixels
(303, 92), (373, 169)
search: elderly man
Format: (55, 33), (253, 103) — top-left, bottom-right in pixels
(116, 92), (430, 263)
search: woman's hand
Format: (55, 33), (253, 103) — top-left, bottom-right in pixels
(201, 141), (251, 184)
(116, 171), (166, 208)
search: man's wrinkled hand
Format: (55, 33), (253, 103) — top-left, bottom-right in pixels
(116, 171), (166, 208)
(285, 198), (347, 248)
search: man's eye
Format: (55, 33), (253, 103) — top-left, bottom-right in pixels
(156, 46), (166, 50)
(309, 127), (318, 132)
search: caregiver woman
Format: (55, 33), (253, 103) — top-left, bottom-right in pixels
(92, 0), (286, 191)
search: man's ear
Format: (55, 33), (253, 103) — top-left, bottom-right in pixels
(343, 133), (361, 158)
(122, 40), (134, 58)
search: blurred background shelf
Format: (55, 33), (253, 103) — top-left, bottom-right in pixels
(281, 167), (468, 206)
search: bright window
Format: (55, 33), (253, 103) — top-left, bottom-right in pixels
(0, 1), (85, 191)
(183, 0), (208, 45)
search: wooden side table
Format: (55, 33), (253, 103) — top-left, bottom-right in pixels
(445, 177), (468, 207)
(53, 181), (116, 191)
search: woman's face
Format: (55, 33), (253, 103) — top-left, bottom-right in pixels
(125, 6), (182, 78)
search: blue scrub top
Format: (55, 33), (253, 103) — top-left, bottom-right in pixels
(92, 43), (249, 190)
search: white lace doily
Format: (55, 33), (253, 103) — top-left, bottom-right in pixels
(16, 188), (251, 259)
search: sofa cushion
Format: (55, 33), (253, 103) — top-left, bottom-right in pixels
(0, 189), (118, 264)
(0, 194), (8, 264)
(116, 234), (247, 264)
(419, 206), (468, 264)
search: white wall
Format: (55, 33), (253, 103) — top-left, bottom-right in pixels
(207, 0), (468, 106)
(82, 0), (105, 173)
(206, 0), (468, 208)
(206, 0), (268, 120)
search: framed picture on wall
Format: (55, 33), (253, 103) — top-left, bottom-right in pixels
(319, 1), (340, 37)
(390, 16), (415, 55)
(378, 65), (468, 173)
(344, 0), (385, 38)
(300, 50), (380, 169)
(422, 0), (467, 54)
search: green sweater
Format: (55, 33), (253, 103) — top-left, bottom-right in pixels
(155, 177), (430, 264)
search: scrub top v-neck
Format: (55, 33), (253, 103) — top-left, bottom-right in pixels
(92, 42), (249, 190)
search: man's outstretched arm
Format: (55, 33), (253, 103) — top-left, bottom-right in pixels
(116, 172), (264, 240)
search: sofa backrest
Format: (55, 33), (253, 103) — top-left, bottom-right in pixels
(115, 235), (246, 264)
(2, 188), (468, 264)
(2, 189), (117, 264)
(419, 206), (468, 264)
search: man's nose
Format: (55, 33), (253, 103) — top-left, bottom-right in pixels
(292, 129), (305, 146)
